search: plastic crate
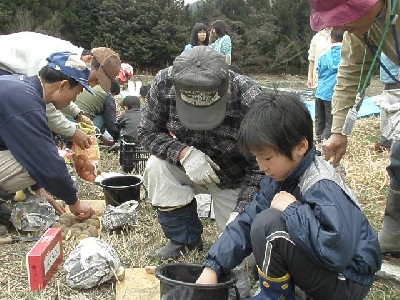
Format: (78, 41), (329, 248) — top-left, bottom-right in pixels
(119, 136), (150, 174)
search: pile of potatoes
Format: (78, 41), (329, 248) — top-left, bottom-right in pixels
(52, 213), (101, 240)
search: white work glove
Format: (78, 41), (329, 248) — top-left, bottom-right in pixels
(180, 146), (220, 185)
(226, 212), (239, 226)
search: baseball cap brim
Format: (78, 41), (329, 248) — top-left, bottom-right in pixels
(175, 86), (229, 130)
(76, 78), (94, 95)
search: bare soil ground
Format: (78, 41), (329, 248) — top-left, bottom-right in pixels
(0, 75), (399, 299)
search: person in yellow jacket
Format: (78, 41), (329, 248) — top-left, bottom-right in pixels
(308, 0), (400, 254)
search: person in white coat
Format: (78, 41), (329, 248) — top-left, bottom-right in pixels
(307, 28), (332, 89)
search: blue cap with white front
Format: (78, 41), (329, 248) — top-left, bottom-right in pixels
(46, 51), (94, 94)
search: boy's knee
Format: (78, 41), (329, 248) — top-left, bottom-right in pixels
(251, 208), (286, 238)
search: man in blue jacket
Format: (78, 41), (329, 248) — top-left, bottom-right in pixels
(0, 52), (95, 223)
(197, 92), (381, 299)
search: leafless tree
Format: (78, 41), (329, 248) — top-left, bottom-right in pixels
(8, 8), (63, 37)
(8, 8), (35, 32)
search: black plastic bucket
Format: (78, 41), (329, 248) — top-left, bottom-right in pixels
(100, 175), (143, 206)
(155, 263), (238, 300)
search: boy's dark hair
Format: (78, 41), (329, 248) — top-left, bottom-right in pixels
(122, 96), (141, 110)
(331, 30), (344, 43)
(140, 84), (151, 98)
(91, 57), (101, 70)
(238, 92), (313, 160)
(212, 20), (228, 37)
(38, 65), (80, 88)
(81, 49), (92, 56)
(110, 79), (121, 95)
(190, 23), (209, 46)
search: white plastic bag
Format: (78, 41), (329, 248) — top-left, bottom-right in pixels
(64, 237), (124, 289)
(195, 194), (212, 218)
(377, 89), (400, 140)
(11, 200), (57, 231)
(102, 200), (139, 231)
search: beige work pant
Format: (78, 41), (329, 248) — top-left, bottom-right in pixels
(144, 155), (240, 232)
(0, 150), (35, 194)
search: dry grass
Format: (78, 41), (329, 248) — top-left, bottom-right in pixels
(0, 75), (399, 299)
(0, 149), (219, 300)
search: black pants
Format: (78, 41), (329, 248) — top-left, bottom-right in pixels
(250, 209), (371, 300)
(315, 97), (332, 142)
(157, 200), (203, 245)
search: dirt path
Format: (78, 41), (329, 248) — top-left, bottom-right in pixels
(252, 74), (383, 97)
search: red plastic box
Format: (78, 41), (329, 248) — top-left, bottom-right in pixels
(26, 227), (63, 291)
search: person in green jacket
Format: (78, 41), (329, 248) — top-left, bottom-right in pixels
(74, 83), (120, 143)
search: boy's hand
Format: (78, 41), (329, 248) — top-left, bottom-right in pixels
(196, 267), (218, 285)
(271, 191), (296, 212)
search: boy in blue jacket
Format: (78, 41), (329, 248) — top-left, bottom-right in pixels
(196, 92), (381, 299)
(315, 30), (343, 144)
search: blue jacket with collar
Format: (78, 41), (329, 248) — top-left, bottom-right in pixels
(315, 44), (342, 101)
(204, 148), (381, 286)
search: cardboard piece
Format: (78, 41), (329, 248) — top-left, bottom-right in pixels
(116, 268), (159, 300)
(26, 228), (63, 291)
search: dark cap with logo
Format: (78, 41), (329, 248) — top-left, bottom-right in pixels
(173, 46), (229, 130)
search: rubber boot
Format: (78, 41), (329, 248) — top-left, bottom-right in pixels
(244, 266), (295, 300)
(149, 200), (203, 259)
(379, 186), (400, 255)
